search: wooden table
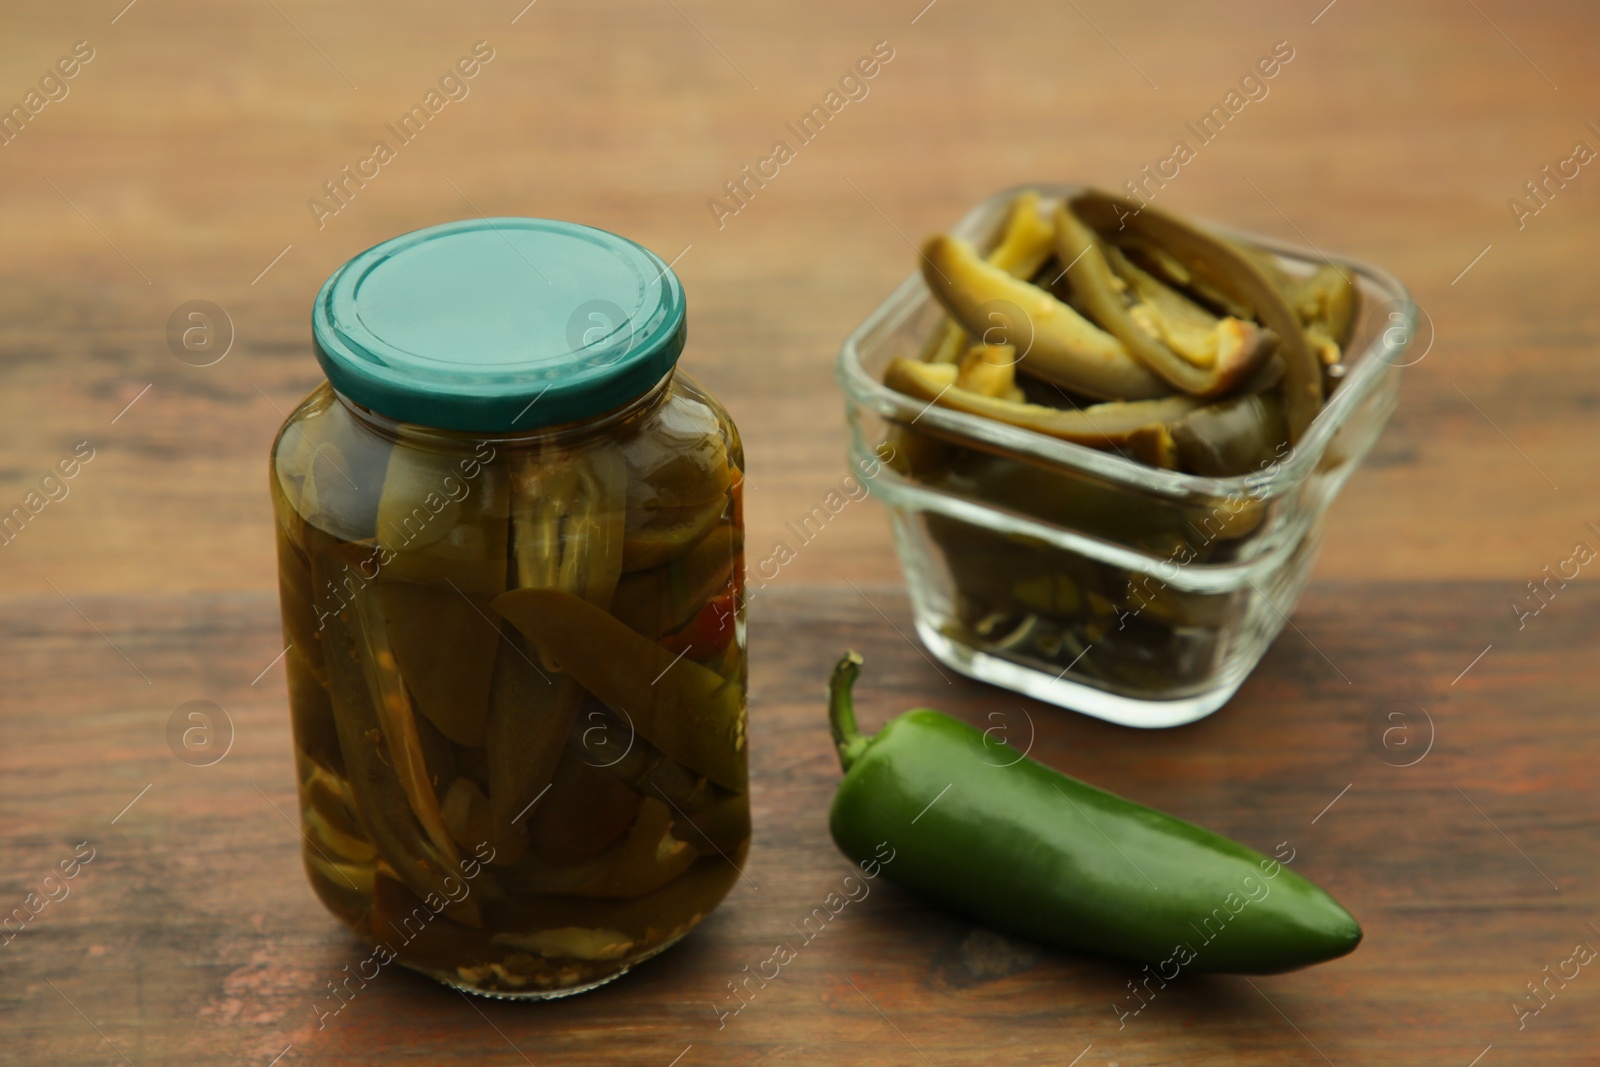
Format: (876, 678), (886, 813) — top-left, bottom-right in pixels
(3, 1), (1597, 1063)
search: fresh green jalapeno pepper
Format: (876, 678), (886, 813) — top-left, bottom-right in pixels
(826, 653), (1361, 973)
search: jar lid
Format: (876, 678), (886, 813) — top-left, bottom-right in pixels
(312, 218), (687, 432)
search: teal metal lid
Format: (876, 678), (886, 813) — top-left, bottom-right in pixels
(312, 218), (686, 432)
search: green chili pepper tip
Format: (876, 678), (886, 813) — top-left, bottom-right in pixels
(828, 651), (873, 773)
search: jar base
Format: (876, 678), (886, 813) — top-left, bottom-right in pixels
(430, 967), (630, 1002)
(410, 929), (693, 1001)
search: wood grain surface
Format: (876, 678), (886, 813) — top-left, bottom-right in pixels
(3, 1), (1598, 1064)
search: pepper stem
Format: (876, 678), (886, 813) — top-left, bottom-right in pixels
(829, 651), (873, 772)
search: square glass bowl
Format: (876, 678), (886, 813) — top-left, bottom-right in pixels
(837, 184), (1414, 728)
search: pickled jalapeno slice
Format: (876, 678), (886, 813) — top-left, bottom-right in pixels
(371, 434), (509, 748)
(492, 586), (747, 792)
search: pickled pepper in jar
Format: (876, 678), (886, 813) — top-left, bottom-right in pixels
(269, 218), (749, 998)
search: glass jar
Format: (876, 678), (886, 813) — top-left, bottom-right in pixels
(269, 218), (748, 998)
(838, 185), (1412, 728)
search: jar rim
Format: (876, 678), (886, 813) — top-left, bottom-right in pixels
(326, 368), (678, 448)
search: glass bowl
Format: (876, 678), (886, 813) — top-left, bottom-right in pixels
(837, 184), (1413, 728)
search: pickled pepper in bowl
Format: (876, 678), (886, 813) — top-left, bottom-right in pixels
(899, 188), (1357, 469)
(878, 188), (1364, 706)
(270, 218), (749, 998)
